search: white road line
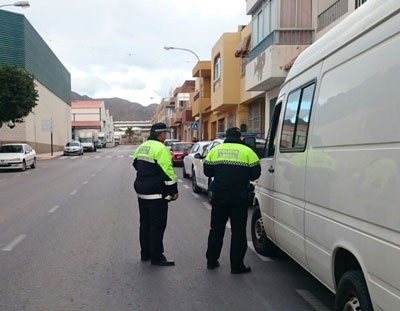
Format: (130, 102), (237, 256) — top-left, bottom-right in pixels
(91, 174), (96, 178)
(82, 156), (90, 159)
(226, 220), (231, 229)
(202, 202), (212, 210)
(71, 157), (78, 160)
(118, 155), (124, 158)
(178, 179), (183, 183)
(296, 290), (330, 311)
(23, 171), (31, 175)
(70, 190), (77, 196)
(183, 185), (190, 189)
(83, 181), (89, 185)
(192, 193), (200, 199)
(95, 156), (101, 159)
(48, 205), (60, 213)
(60, 156), (68, 160)
(247, 241), (274, 262)
(2, 235), (27, 251)
(106, 155), (112, 158)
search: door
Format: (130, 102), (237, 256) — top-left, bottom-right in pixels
(272, 82), (316, 268)
(257, 101), (282, 241)
(211, 122), (217, 140)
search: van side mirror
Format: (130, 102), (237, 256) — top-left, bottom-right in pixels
(194, 153), (202, 159)
(243, 137), (256, 150)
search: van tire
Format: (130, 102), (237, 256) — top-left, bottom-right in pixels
(334, 270), (373, 311)
(251, 205), (278, 257)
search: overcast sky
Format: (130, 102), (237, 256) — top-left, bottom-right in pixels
(5, 0), (250, 106)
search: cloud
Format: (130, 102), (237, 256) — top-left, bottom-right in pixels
(18, 0), (250, 105)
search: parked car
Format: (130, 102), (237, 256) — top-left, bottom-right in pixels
(95, 140), (103, 149)
(164, 139), (179, 151)
(64, 141), (84, 156)
(183, 141), (211, 178)
(192, 139), (224, 202)
(0, 144), (36, 171)
(252, 1), (400, 310)
(170, 142), (194, 166)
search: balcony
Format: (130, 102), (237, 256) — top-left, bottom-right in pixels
(173, 111), (183, 125)
(192, 91), (211, 117)
(182, 109), (194, 123)
(246, 29), (313, 92)
(192, 61), (211, 78)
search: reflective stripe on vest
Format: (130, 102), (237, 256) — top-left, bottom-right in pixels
(136, 156), (156, 163)
(137, 193), (163, 200)
(164, 180), (176, 186)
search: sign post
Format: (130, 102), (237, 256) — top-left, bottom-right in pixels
(41, 119), (53, 155)
(190, 122), (198, 131)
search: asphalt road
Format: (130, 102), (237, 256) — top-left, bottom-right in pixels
(0, 145), (335, 311)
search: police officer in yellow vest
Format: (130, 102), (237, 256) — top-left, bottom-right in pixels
(204, 127), (261, 274)
(132, 123), (178, 266)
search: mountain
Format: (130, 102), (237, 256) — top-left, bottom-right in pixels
(71, 91), (158, 121)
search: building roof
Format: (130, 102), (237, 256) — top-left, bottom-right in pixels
(72, 101), (103, 108)
(71, 121), (101, 127)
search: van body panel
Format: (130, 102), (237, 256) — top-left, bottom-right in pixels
(254, 0), (400, 309)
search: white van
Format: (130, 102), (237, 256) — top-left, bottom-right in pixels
(251, 1), (400, 310)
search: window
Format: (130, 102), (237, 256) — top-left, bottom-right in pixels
(218, 118), (225, 132)
(280, 82), (315, 151)
(281, 0), (312, 28)
(251, 0), (277, 47)
(248, 100), (265, 136)
(214, 55), (221, 81)
(355, 0), (367, 9)
(241, 57), (248, 77)
(264, 102), (282, 158)
(228, 113), (236, 129)
(191, 143), (199, 154)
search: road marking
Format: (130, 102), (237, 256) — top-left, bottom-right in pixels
(178, 179), (183, 183)
(48, 205), (60, 213)
(83, 181), (89, 185)
(71, 157), (78, 160)
(95, 156), (101, 159)
(247, 241), (274, 262)
(202, 202), (212, 210)
(118, 155), (124, 158)
(296, 290), (330, 311)
(13, 174), (20, 178)
(2, 235), (27, 251)
(82, 156), (90, 159)
(24, 171), (31, 175)
(192, 193), (200, 199)
(183, 185), (190, 189)
(226, 220), (231, 229)
(70, 190), (77, 196)
(91, 174), (96, 178)
(106, 155), (112, 158)
(60, 156), (68, 160)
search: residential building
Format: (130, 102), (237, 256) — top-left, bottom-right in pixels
(152, 97), (176, 139)
(171, 80), (195, 141)
(0, 10), (71, 153)
(71, 101), (114, 145)
(317, 0), (368, 39)
(245, 0), (315, 135)
(192, 61), (212, 140)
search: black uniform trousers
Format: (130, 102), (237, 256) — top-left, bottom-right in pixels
(138, 198), (168, 261)
(206, 191), (248, 270)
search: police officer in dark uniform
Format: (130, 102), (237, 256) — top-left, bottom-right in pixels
(204, 127), (261, 274)
(132, 123), (178, 266)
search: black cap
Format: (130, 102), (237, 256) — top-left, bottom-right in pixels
(150, 122), (170, 133)
(226, 127), (242, 138)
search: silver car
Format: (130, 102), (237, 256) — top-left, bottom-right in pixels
(64, 141), (84, 156)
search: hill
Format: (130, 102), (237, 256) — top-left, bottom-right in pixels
(71, 91), (158, 121)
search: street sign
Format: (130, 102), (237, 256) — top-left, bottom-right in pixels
(41, 119), (53, 132)
(190, 122), (198, 131)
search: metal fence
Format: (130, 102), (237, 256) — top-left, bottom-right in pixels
(317, 0), (348, 31)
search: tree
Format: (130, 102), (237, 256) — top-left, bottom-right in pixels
(125, 127), (134, 143)
(0, 65), (39, 128)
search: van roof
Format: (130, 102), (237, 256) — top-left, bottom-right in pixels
(284, 0), (399, 86)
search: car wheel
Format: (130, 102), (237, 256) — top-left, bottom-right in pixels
(192, 170), (201, 193)
(183, 166), (189, 178)
(251, 204), (278, 257)
(334, 270), (373, 311)
(21, 160), (26, 171)
(30, 158), (36, 169)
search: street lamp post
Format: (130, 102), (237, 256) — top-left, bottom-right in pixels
(0, 1), (30, 8)
(164, 46), (203, 141)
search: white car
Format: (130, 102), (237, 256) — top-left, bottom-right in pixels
(64, 141), (84, 156)
(0, 144), (36, 171)
(192, 139), (224, 201)
(182, 141), (211, 178)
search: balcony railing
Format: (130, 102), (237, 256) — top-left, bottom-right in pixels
(317, 0), (348, 31)
(193, 91), (212, 102)
(248, 29), (314, 62)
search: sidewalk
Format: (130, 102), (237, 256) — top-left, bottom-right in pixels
(36, 151), (64, 160)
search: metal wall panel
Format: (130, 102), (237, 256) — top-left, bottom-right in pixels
(0, 10), (25, 67)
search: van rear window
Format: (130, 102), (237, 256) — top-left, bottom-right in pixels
(280, 82), (315, 152)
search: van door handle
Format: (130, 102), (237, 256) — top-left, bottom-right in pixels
(268, 166), (275, 173)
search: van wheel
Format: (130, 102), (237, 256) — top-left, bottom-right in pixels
(183, 167), (189, 179)
(334, 270), (373, 311)
(251, 205), (278, 257)
(192, 170), (201, 193)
